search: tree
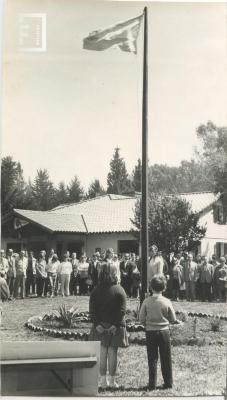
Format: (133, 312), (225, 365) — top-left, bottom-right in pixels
(148, 161), (212, 194)
(87, 179), (105, 199)
(175, 160), (213, 193)
(32, 169), (56, 210)
(55, 181), (69, 205)
(132, 159), (142, 192)
(1, 156), (26, 215)
(107, 147), (133, 194)
(148, 164), (179, 193)
(67, 176), (84, 203)
(133, 192), (206, 254)
(196, 121), (227, 207)
(23, 179), (36, 209)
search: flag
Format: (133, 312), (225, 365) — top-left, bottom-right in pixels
(83, 14), (143, 54)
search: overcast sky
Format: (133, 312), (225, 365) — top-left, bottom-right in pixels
(2, 0), (227, 189)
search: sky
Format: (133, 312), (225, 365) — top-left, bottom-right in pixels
(2, 0), (227, 189)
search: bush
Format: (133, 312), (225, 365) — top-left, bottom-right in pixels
(43, 304), (79, 328)
(210, 317), (221, 332)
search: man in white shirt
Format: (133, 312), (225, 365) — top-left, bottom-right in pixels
(14, 250), (28, 299)
(147, 245), (164, 290)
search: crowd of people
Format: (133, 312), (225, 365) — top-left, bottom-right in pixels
(1, 245), (227, 390)
(149, 245), (227, 303)
(0, 246), (227, 302)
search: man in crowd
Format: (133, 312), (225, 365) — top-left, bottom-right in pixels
(120, 253), (132, 296)
(14, 250), (28, 299)
(47, 248), (55, 264)
(183, 253), (198, 302)
(218, 256), (227, 302)
(36, 250), (48, 297)
(200, 256), (213, 302)
(88, 252), (101, 290)
(6, 249), (16, 299)
(25, 251), (37, 297)
(0, 249), (9, 279)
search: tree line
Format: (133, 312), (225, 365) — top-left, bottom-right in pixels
(1, 121), (227, 216)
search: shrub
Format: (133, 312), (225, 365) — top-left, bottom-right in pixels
(210, 317), (221, 332)
(177, 311), (188, 322)
(43, 304), (79, 328)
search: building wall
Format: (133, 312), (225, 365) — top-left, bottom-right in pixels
(85, 232), (137, 256)
(199, 208), (227, 257)
(1, 230), (138, 258)
(1, 237), (25, 252)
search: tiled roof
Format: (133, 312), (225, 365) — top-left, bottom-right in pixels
(14, 192), (220, 234)
(176, 192), (220, 213)
(14, 210), (87, 233)
(51, 195), (137, 233)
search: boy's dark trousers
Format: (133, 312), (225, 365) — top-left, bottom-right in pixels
(146, 330), (172, 389)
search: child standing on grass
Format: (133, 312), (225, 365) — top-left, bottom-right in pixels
(139, 274), (180, 390)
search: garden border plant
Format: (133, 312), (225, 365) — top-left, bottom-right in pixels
(25, 307), (227, 346)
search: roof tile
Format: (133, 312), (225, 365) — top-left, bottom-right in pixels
(14, 192), (220, 234)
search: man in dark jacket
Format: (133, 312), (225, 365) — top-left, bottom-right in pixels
(120, 253), (135, 297)
(88, 252), (101, 290)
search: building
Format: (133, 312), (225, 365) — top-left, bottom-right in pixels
(1, 192), (227, 258)
(2, 194), (139, 257)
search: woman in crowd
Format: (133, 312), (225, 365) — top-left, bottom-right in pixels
(148, 245), (164, 291)
(89, 263), (128, 389)
(58, 253), (72, 296)
(104, 248), (114, 263)
(46, 254), (60, 297)
(111, 254), (121, 284)
(78, 254), (90, 295)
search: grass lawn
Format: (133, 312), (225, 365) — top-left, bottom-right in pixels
(1, 296), (227, 396)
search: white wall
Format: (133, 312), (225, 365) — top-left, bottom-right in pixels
(86, 232), (137, 257)
(199, 208), (227, 257)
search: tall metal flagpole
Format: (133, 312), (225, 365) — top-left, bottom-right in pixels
(141, 6), (148, 303)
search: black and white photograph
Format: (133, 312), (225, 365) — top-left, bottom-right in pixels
(1, 0), (227, 397)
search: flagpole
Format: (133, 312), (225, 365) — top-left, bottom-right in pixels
(141, 6), (148, 303)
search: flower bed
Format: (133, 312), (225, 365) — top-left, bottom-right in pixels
(25, 308), (227, 346)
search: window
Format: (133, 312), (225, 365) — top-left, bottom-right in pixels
(213, 204), (226, 224)
(216, 242), (227, 257)
(118, 240), (139, 255)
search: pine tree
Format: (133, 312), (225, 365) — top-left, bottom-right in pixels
(132, 158), (142, 192)
(87, 179), (105, 198)
(107, 147), (133, 194)
(67, 176), (84, 203)
(32, 169), (56, 210)
(23, 179), (36, 209)
(56, 181), (69, 205)
(1, 156), (27, 214)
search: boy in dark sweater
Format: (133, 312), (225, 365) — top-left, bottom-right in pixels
(139, 274), (180, 390)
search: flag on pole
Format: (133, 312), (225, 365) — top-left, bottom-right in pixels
(83, 14), (143, 54)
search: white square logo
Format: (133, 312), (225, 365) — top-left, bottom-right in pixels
(18, 13), (46, 52)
